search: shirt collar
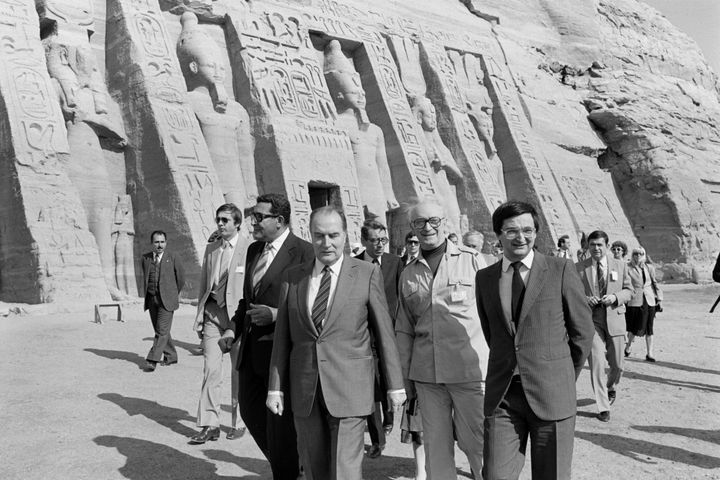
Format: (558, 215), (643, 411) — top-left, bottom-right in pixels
(268, 227), (290, 252)
(594, 255), (608, 268)
(313, 254), (344, 276)
(365, 252), (381, 265)
(224, 233), (238, 249)
(501, 249), (534, 273)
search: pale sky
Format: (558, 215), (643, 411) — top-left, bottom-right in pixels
(642, 0), (720, 74)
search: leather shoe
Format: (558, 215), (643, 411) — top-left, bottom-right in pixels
(161, 359), (178, 366)
(227, 427), (246, 440)
(367, 443), (384, 458)
(597, 411), (610, 422)
(143, 361), (156, 372)
(608, 390), (617, 405)
(624, 348), (630, 357)
(383, 423), (393, 435)
(189, 426), (220, 444)
(646, 355), (656, 362)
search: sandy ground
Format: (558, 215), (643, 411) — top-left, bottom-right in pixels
(0, 283), (718, 480)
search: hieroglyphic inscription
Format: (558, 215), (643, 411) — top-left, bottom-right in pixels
(483, 55), (574, 242)
(0, 0), (107, 302)
(239, 10), (336, 122)
(109, 0), (223, 258)
(421, 41), (505, 230)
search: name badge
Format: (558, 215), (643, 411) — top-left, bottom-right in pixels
(610, 271), (617, 281)
(235, 266), (244, 274)
(450, 289), (467, 302)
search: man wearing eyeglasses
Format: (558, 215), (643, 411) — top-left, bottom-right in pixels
(355, 219), (402, 458)
(395, 200), (489, 479)
(401, 232), (420, 265)
(575, 230), (632, 423)
(229, 193), (313, 480)
(476, 201), (593, 480)
(191, 203), (248, 444)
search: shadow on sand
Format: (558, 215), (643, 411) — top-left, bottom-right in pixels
(98, 392), (197, 438)
(85, 348), (146, 369)
(575, 430), (720, 469)
(632, 425), (720, 446)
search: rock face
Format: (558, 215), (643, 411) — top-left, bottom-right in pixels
(0, 0), (718, 304)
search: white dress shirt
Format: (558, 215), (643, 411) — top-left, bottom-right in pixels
(499, 250), (534, 324)
(307, 254), (344, 324)
(265, 227), (290, 268)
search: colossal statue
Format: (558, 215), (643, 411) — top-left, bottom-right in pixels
(111, 194), (137, 297)
(177, 12), (257, 207)
(323, 39), (399, 220)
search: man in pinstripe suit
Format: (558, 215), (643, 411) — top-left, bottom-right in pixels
(475, 201), (594, 480)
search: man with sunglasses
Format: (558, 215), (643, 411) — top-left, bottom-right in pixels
(192, 203), (248, 444)
(230, 193), (313, 480)
(395, 200), (489, 479)
(355, 219), (402, 458)
(401, 232), (420, 265)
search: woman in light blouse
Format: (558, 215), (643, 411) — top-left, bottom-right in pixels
(624, 246), (663, 361)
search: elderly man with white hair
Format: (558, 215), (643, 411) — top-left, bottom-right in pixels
(395, 199), (489, 479)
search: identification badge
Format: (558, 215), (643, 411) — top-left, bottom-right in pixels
(451, 289), (467, 302)
(610, 271), (617, 281)
(235, 266), (244, 274)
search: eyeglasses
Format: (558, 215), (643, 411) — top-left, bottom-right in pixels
(367, 238), (389, 245)
(215, 217), (232, 224)
(406, 240), (419, 245)
(411, 217), (443, 229)
(632, 252), (645, 256)
(501, 227), (536, 239)
(251, 212), (279, 223)
(611, 247), (624, 252)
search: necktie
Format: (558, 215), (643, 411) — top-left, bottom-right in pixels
(213, 242), (231, 308)
(641, 266), (647, 284)
(510, 261), (525, 327)
(597, 261), (606, 296)
(252, 244), (272, 295)
(154, 253), (160, 264)
(372, 258), (379, 265)
(311, 266), (332, 334)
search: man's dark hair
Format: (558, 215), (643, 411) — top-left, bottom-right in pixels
(310, 205), (347, 232)
(557, 234), (570, 248)
(215, 203), (242, 226)
(405, 231), (418, 242)
(587, 230), (609, 245)
(361, 219), (387, 240)
(150, 230), (166, 242)
(257, 193), (291, 225)
(492, 201), (540, 235)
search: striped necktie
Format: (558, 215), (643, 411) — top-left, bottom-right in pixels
(597, 261), (606, 296)
(311, 266), (332, 334)
(252, 244), (272, 295)
(213, 242), (231, 308)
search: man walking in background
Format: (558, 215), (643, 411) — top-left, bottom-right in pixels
(142, 230), (185, 372)
(576, 230), (633, 422)
(356, 219), (402, 458)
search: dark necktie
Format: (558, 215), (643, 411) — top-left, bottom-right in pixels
(641, 266), (647, 284)
(372, 258), (379, 265)
(311, 266), (332, 334)
(154, 254), (160, 265)
(511, 261), (525, 327)
(597, 261), (606, 296)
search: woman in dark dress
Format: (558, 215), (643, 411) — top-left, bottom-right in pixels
(625, 246), (663, 361)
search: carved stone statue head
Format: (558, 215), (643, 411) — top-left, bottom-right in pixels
(177, 12), (229, 112)
(323, 40), (367, 114)
(411, 95), (437, 132)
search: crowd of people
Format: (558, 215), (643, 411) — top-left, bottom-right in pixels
(138, 194), (665, 480)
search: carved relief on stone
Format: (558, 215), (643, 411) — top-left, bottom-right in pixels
(177, 11), (257, 206)
(111, 194), (137, 297)
(389, 34), (462, 232)
(323, 39), (398, 219)
(41, 6), (130, 300)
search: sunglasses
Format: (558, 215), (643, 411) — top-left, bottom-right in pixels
(406, 240), (419, 245)
(411, 217), (443, 229)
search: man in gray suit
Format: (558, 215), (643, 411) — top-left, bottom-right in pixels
(267, 206), (406, 480)
(476, 201), (594, 479)
(191, 203), (248, 444)
(576, 230), (633, 422)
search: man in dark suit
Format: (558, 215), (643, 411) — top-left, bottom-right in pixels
(191, 203), (248, 444)
(475, 201), (594, 479)
(401, 231), (420, 266)
(228, 193), (313, 480)
(576, 230), (632, 422)
(267, 206), (406, 480)
(355, 219), (402, 457)
(142, 230), (185, 372)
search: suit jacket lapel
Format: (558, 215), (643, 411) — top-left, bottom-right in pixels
(323, 258), (357, 332)
(256, 235), (295, 299)
(487, 261), (514, 337)
(584, 261), (594, 297)
(297, 260), (315, 335)
(518, 253), (548, 326)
